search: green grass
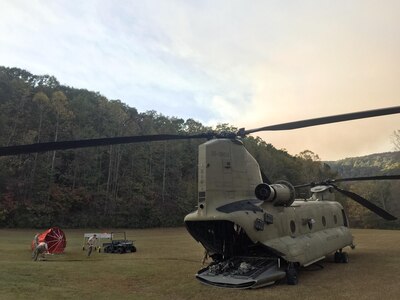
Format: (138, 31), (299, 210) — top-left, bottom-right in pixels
(0, 228), (399, 299)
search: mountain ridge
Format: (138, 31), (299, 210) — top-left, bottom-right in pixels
(325, 151), (400, 178)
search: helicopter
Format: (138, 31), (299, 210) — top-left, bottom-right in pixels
(0, 105), (399, 288)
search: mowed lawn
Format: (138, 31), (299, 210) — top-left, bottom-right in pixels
(0, 228), (399, 300)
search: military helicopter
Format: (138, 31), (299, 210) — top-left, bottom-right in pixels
(1, 106), (399, 288)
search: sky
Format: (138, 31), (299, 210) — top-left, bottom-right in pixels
(0, 0), (399, 160)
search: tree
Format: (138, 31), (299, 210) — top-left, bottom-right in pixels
(49, 91), (71, 178)
(29, 91), (50, 196)
(297, 150), (320, 161)
(392, 130), (400, 151)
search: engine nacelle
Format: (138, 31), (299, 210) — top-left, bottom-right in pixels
(255, 181), (295, 207)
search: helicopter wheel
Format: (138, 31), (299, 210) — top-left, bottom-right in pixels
(286, 262), (298, 285)
(341, 252), (349, 263)
(334, 251), (349, 263)
(334, 251), (342, 263)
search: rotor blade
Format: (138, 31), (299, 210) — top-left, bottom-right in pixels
(328, 175), (400, 183)
(332, 185), (397, 220)
(294, 182), (315, 189)
(294, 174), (400, 189)
(260, 170), (272, 184)
(0, 133), (211, 156)
(242, 106), (400, 135)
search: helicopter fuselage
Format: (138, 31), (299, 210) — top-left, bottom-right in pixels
(184, 138), (353, 287)
(185, 199), (353, 265)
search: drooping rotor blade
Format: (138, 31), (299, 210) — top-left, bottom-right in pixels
(0, 133), (212, 156)
(240, 106), (400, 135)
(260, 169), (272, 185)
(294, 182), (316, 189)
(332, 184), (397, 220)
(328, 175), (400, 183)
(294, 174), (400, 189)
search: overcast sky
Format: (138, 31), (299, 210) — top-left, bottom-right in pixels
(0, 0), (399, 160)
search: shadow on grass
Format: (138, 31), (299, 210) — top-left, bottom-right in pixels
(41, 259), (101, 262)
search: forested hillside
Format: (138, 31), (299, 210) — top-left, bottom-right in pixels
(326, 152), (400, 177)
(326, 153), (400, 229)
(0, 66), (398, 229)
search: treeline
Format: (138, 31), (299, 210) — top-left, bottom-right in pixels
(327, 153), (400, 229)
(326, 152), (400, 177)
(0, 66), (397, 229)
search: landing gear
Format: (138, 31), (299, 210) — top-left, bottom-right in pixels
(334, 250), (349, 263)
(286, 262), (298, 285)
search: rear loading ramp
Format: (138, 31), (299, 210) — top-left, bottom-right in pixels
(197, 257), (286, 289)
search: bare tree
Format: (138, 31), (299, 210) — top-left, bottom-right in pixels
(391, 130), (400, 151)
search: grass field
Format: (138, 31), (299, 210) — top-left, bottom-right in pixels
(0, 228), (399, 300)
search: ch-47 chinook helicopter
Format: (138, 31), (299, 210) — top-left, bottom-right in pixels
(0, 106), (399, 288)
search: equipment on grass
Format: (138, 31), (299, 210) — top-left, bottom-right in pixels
(31, 227), (66, 254)
(102, 232), (137, 254)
